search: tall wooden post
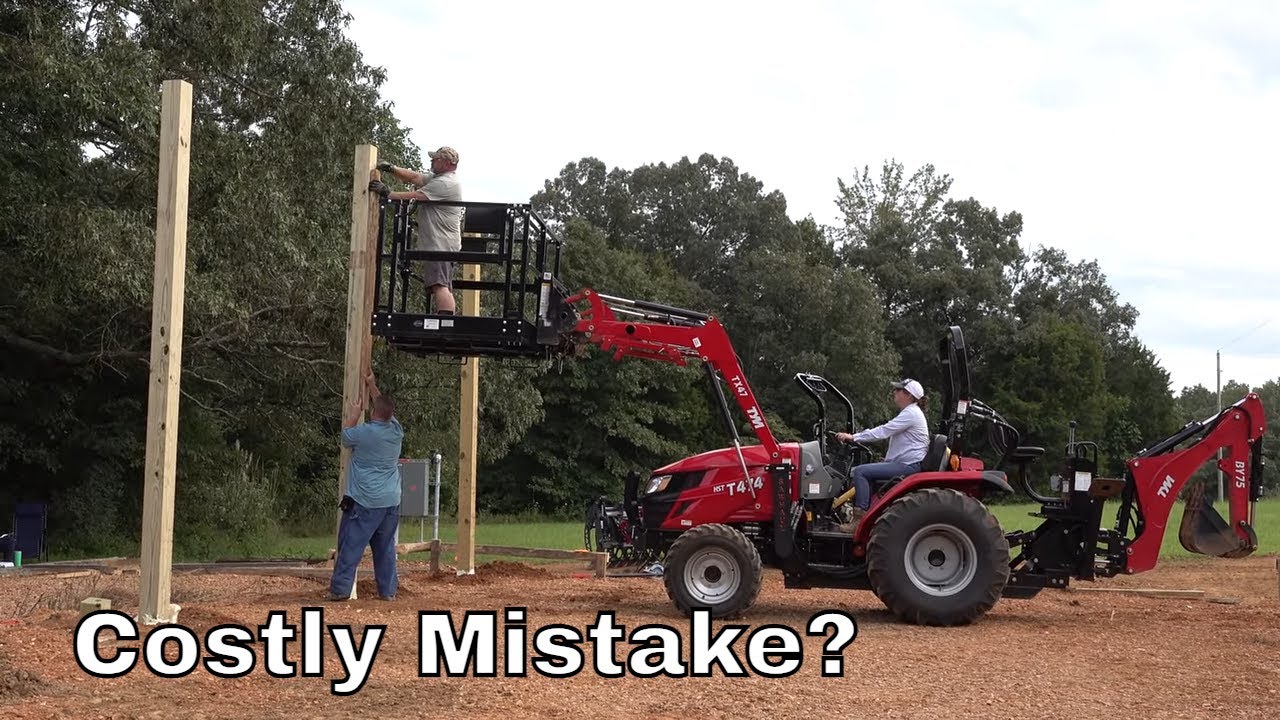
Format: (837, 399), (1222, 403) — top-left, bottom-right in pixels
(337, 144), (379, 534)
(456, 264), (481, 574)
(139, 79), (192, 625)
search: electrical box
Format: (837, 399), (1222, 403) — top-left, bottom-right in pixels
(400, 459), (431, 517)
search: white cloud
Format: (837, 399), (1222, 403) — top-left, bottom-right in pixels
(340, 0), (1280, 393)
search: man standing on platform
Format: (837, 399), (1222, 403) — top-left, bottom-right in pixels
(327, 370), (404, 601)
(368, 147), (463, 314)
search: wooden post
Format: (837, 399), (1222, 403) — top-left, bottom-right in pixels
(335, 144), (380, 595)
(138, 79), (193, 626)
(456, 263), (481, 574)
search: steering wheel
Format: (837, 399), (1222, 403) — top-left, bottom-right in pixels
(826, 430), (869, 452)
(826, 430), (876, 463)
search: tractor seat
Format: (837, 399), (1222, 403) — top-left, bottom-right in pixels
(870, 434), (951, 493)
(920, 434), (950, 473)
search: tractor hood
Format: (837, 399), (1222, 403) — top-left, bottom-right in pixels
(651, 443), (795, 475)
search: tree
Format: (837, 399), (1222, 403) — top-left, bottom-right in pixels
(984, 316), (1110, 480)
(834, 160), (1026, 387)
(1099, 337), (1178, 474)
(0, 0), (437, 555)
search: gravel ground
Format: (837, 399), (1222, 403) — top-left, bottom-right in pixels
(1, 555), (1278, 719)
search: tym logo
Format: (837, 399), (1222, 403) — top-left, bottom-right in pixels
(746, 406), (766, 429)
(1157, 475), (1175, 498)
(1235, 460), (1247, 489)
(730, 375), (749, 398)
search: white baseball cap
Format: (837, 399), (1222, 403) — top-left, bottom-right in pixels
(893, 378), (924, 399)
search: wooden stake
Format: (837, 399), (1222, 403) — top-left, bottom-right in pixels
(335, 145), (379, 597)
(138, 79), (192, 626)
(338, 145), (379, 517)
(1066, 587), (1204, 599)
(456, 263), (481, 575)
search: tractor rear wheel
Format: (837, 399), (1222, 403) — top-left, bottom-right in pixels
(866, 487), (1009, 626)
(663, 524), (762, 619)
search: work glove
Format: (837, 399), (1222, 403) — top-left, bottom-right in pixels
(376, 161), (396, 173)
(368, 180), (391, 198)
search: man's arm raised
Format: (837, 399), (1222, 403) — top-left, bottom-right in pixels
(377, 161), (429, 187)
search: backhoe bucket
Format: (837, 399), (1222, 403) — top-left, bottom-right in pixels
(1177, 482), (1256, 558)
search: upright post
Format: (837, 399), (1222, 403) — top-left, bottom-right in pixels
(338, 145), (379, 531)
(456, 264), (481, 574)
(1216, 350), (1223, 503)
(139, 79), (192, 626)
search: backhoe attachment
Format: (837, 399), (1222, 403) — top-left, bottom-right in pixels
(1121, 392), (1265, 572)
(1004, 392), (1266, 595)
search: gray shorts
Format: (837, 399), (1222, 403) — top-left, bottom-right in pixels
(420, 261), (455, 289)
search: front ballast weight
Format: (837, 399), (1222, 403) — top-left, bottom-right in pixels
(368, 197), (580, 360)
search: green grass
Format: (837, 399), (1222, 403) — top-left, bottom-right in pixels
(264, 498), (1280, 564)
(990, 497), (1280, 559)
(270, 518), (586, 565)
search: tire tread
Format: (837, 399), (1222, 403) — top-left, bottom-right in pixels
(866, 488), (1009, 626)
(663, 523), (763, 619)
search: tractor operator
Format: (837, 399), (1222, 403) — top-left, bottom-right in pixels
(327, 370), (404, 602)
(835, 379), (930, 522)
(368, 146), (463, 315)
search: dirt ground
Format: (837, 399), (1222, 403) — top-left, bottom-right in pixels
(1, 554), (1278, 720)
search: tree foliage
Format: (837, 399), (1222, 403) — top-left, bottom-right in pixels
(3, 4), (1274, 559)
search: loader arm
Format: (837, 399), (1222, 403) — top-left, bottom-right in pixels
(564, 287), (808, 560)
(565, 288), (782, 461)
(1121, 392), (1266, 573)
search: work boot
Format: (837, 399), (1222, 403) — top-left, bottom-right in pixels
(835, 507), (866, 534)
(323, 591), (349, 602)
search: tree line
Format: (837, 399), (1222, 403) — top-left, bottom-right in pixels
(3, 1), (1273, 559)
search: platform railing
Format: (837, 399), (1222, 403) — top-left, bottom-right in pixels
(369, 199), (573, 359)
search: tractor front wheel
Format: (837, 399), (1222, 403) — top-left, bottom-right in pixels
(663, 524), (762, 619)
(866, 487), (1009, 626)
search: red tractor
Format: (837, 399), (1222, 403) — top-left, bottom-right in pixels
(572, 289), (1267, 625)
(367, 197), (1267, 626)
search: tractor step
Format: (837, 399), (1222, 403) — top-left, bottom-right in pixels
(806, 529), (855, 540)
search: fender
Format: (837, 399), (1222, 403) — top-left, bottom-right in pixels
(854, 469), (1011, 544)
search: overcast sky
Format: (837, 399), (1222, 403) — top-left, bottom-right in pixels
(342, 0), (1278, 396)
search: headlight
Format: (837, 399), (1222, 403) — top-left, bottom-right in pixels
(645, 474), (672, 494)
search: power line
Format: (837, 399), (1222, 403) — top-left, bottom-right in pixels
(1218, 318), (1273, 351)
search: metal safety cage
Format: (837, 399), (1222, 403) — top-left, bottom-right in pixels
(370, 198), (577, 359)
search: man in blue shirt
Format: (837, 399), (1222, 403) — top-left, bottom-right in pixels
(327, 371), (404, 601)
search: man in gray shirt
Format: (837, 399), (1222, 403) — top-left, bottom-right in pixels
(369, 147), (463, 314)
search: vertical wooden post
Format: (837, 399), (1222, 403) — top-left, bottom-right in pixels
(138, 79), (192, 626)
(336, 144), (380, 595)
(456, 263), (481, 574)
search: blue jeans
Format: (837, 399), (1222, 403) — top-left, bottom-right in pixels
(850, 461), (921, 510)
(330, 502), (400, 598)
